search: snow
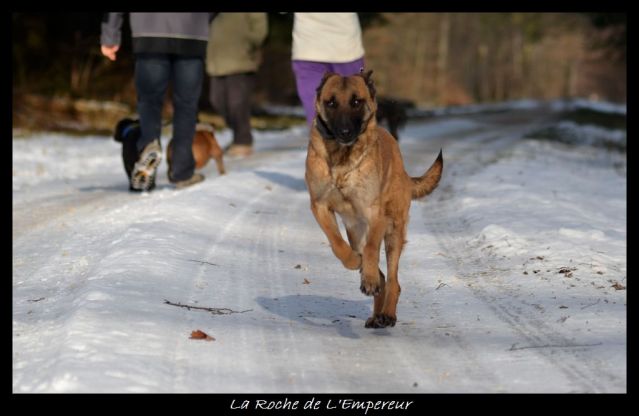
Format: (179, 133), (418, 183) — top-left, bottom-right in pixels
(13, 102), (626, 393)
(549, 98), (627, 115)
(407, 97), (627, 119)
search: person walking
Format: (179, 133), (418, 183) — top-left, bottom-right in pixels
(291, 13), (366, 128)
(101, 12), (214, 191)
(206, 12), (268, 158)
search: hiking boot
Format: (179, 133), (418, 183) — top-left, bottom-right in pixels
(171, 173), (205, 189)
(225, 144), (253, 158)
(131, 139), (162, 192)
(129, 171), (156, 192)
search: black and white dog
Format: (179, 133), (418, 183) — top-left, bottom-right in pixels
(113, 118), (156, 192)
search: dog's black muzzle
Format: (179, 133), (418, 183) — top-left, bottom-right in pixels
(316, 114), (364, 146)
(333, 115), (362, 145)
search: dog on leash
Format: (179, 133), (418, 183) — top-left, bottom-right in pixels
(167, 123), (225, 175)
(114, 119), (225, 191)
(304, 70), (443, 328)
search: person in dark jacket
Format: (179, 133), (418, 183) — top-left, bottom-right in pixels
(101, 12), (214, 191)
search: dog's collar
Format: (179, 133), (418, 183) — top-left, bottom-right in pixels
(315, 115), (335, 141)
(358, 112), (374, 136)
(121, 122), (139, 139)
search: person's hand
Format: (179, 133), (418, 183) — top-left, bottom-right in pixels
(101, 45), (120, 61)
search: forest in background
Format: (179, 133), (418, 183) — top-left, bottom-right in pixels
(12, 13), (626, 132)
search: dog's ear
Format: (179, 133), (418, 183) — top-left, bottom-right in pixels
(315, 71), (338, 100)
(314, 114), (334, 141)
(359, 68), (376, 101)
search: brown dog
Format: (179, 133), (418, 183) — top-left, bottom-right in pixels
(305, 70), (443, 328)
(167, 123), (226, 175)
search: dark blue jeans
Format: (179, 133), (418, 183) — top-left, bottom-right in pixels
(134, 53), (203, 181)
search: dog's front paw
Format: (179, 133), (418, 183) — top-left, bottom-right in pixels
(359, 268), (384, 296)
(342, 251), (362, 270)
(360, 276), (383, 297)
(364, 314), (397, 328)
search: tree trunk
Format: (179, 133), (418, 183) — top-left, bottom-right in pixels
(436, 13), (450, 104)
(412, 14), (428, 102)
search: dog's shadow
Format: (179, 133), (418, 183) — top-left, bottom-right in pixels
(256, 294), (373, 339)
(253, 170), (307, 192)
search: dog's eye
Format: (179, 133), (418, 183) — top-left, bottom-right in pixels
(326, 98), (337, 108)
(351, 98), (362, 107)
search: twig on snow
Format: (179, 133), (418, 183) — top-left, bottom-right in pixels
(580, 299), (601, 310)
(187, 259), (219, 267)
(163, 299), (252, 315)
(508, 342), (603, 351)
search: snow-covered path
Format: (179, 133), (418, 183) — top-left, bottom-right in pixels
(13, 105), (626, 393)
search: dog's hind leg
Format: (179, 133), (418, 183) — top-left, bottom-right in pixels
(345, 218), (388, 328)
(380, 221), (407, 327)
(214, 154), (226, 175)
(366, 221), (405, 328)
(209, 137), (226, 175)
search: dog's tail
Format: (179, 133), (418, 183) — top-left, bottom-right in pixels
(411, 149), (443, 199)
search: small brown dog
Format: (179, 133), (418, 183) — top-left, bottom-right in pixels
(167, 123), (225, 175)
(305, 70), (443, 328)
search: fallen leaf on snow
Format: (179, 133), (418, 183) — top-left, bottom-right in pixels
(189, 330), (215, 341)
(303, 278), (311, 284)
(611, 282), (626, 290)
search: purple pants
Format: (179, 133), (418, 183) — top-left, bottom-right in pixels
(292, 57), (366, 128)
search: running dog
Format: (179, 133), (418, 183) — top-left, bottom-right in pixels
(305, 70), (443, 328)
(167, 123), (225, 175)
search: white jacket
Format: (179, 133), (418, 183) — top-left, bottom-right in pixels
(292, 13), (365, 63)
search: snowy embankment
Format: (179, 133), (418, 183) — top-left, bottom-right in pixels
(13, 101), (626, 393)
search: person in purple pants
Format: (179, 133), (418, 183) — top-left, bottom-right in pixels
(291, 13), (366, 128)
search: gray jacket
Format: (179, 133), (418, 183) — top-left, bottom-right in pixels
(101, 13), (214, 57)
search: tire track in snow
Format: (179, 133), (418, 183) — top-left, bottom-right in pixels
(167, 173), (280, 392)
(167, 144), (325, 392)
(414, 113), (621, 392)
